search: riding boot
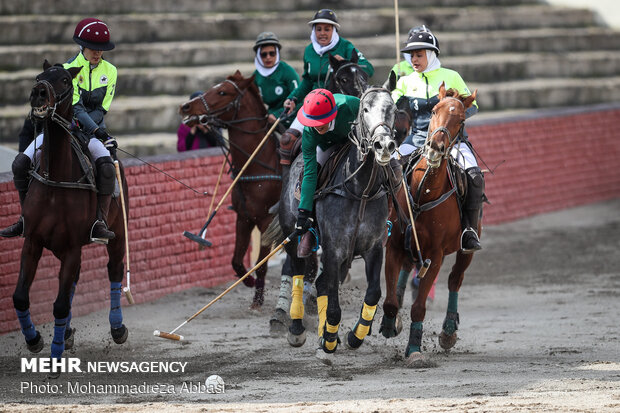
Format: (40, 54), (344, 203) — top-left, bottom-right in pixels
(460, 167), (484, 254)
(278, 128), (301, 165)
(0, 153), (31, 238)
(91, 157), (116, 244)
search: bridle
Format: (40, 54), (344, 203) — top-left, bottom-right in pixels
(332, 62), (368, 96)
(190, 79), (268, 134)
(30, 71), (74, 129)
(352, 87), (396, 161)
(423, 96), (465, 166)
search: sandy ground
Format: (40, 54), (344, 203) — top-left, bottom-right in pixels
(1, 199), (619, 412)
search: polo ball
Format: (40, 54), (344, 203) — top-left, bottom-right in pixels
(205, 374), (224, 388)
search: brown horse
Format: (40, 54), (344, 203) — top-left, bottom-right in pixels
(179, 71), (282, 308)
(12, 61), (128, 366)
(380, 83), (479, 366)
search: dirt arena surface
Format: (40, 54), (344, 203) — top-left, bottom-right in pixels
(1, 199), (619, 412)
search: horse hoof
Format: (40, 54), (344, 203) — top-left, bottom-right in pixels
(315, 348), (335, 366)
(249, 301), (262, 311)
(287, 330), (306, 347)
(26, 332), (44, 354)
(48, 370), (61, 380)
(379, 314), (403, 338)
(345, 331), (363, 350)
(64, 328), (76, 351)
(111, 325), (128, 344)
(240, 275), (255, 288)
(439, 331), (457, 350)
(269, 309), (290, 337)
(405, 351), (426, 368)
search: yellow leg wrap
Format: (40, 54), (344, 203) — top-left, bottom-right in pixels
(317, 295), (328, 337)
(354, 303), (377, 340)
(289, 275), (304, 320)
(324, 322), (340, 351)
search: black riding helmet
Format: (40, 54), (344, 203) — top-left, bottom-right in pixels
(253, 32), (282, 52)
(401, 25), (440, 55)
(308, 9), (340, 30)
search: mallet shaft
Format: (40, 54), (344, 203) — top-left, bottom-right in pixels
(114, 160), (134, 305)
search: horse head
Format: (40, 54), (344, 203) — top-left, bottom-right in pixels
(328, 50), (368, 97)
(356, 87), (397, 166)
(31, 60), (80, 122)
(424, 82), (477, 168)
(178, 70), (259, 128)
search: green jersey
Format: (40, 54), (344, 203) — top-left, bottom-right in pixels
(299, 94), (360, 211)
(253, 61), (300, 125)
(288, 38), (374, 103)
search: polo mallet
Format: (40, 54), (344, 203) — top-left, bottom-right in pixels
(197, 156), (228, 250)
(402, 176), (431, 279)
(155, 230), (297, 340)
(183, 112), (285, 247)
(114, 160), (135, 304)
(394, 0), (401, 70)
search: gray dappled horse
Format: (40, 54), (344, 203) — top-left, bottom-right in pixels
(266, 88), (397, 360)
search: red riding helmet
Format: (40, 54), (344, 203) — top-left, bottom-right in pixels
(297, 89), (338, 127)
(73, 18), (115, 51)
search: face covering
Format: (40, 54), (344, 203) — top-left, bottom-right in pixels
(254, 46), (280, 77)
(310, 26), (340, 56)
(422, 49), (441, 73)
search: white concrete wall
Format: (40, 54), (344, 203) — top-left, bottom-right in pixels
(545, 0), (620, 28)
(0, 146), (17, 173)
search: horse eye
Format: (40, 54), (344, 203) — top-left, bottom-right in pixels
(341, 78), (348, 83)
(218, 91), (226, 96)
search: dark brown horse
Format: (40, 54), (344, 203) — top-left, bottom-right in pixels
(12, 61), (128, 366)
(380, 83), (479, 366)
(179, 71), (282, 308)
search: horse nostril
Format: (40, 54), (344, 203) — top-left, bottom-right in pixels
(388, 141), (396, 153)
(373, 141), (383, 152)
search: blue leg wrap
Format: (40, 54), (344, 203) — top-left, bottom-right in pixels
(67, 282), (77, 331)
(16, 309), (37, 342)
(51, 316), (68, 359)
(447, 291), (458, 313)
(397, 269), (410, 290)
(109, 282), (123, 329)
(406, 321), (423, 356)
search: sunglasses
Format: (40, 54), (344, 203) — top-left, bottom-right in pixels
(260, 51), (277, 58)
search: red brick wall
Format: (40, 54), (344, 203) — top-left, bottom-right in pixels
(0, 150), (248, 333)
(1, 106), (620, 334)
(468, 106), (620, 224)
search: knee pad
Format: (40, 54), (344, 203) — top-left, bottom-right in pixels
(12, 153), (32, 191)
(466, 167), (484, 190)
(278, 128), (302, 165)
(95, 156), (115, 195)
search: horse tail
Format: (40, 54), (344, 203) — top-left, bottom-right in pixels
(262, 206), (284, 248)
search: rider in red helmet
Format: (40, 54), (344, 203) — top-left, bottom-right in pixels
(294, 88), (360, 257)
(0, 18), (118, 244)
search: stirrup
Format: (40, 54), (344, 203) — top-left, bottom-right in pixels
(90, 220), (115, 245)
(460, 227), (481, 254)
(0, 216), (24, 238)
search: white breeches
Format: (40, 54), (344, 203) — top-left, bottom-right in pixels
(23, 134), (109, 161)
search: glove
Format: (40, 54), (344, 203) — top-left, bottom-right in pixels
(295, 209), (314, 234)
(103, 136), (117, 150)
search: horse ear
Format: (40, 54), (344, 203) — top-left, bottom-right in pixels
(350, 49), (359, 64)
(387, 70), (397, 91)
(463, 89), (478, 109)
(438, 82), (446, 100)
(233, 70), (242, 78)
(43, 59), (52, 71)
(328, 53), (338, 67)
(68, 66), (82, 79)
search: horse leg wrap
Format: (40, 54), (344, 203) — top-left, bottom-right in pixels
(406, 321), (423, 357)
(278, 128), (301, 165)
(322, 322), (340, 353)
(109, 282), (123, 329)
(442, 311), (460, 336)
(16, 309), (38, 342)
(447, 291), (458, 314)
(289, 275), (304, 320)
(354, 303), (377, 341)
(317, 295), (328, 338)
(51, 316), (68, 359)
(276, 275), (292, 312)
(397, 268), (410, 291)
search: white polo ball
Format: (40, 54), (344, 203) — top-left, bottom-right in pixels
(205, 374), (225, 389)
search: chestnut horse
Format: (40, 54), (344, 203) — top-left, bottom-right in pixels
(12, 61), (128, 365)
(380, 84), (479, 366)
(179, 71), (282, 308)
